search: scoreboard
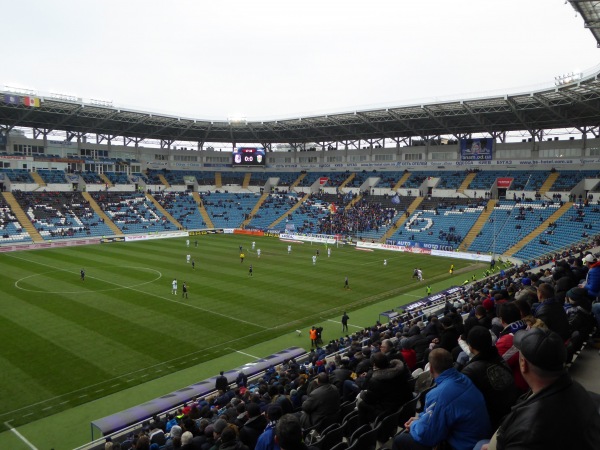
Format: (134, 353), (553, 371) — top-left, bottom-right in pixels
(232, 147), (266, 167)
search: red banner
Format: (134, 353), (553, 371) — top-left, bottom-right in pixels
(496, 177), (513, 188)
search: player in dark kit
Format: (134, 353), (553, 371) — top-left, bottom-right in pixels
(182, 282), (188, 299)
(80, 268), (85, 281)
(248, 265), (253, 277)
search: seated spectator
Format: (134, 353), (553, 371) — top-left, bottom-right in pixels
(275, 414), (318, 450)
(461, 326), (518, 430)
(255, 405), (283, 450)
(496, 303), (529, 394)
(219, 424), (250, 450)
(533, 283), (570, 341)
(478, 328), (600, 450)
(400, 338), (418, 371)
(392, 348), (491, 450)
(564, 287), (595, 336)
(239, 402), (267, 449)
(298, 373), (340, 430)
(357, 351), (413, 425)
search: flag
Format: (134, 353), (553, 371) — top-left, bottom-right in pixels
(328, 204), (337, 214)
(23, 96), (40, 107)
(4, 95), (20, 105)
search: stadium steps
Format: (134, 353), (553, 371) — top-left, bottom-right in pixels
(503, 201), (573, 257)
(145, 193), (183, 229)
(158, 174), (171, 188)
(457, 172), (477, 193)
(380, 196), (424, 242)
(392, 171), (411, 190)
(215, 172), (222, 188)
(99, 173), (113, 187)
(345, 193), (362, 210)
(459, 199), (497, 251)
(242, 173), (251, 188)
(1, 192), (45, 243)
(290, 173), (306, 189)
(268, 192), (311, 228)
(339, 172), (355, 190)
(81, 192), (122, 236)
(192, 192), (214, 228)
(539, 172), (560, 196)
(30, 171), (46, 187)
(240, 192), (269, 228)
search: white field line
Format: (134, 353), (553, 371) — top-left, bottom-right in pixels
(3, 422), (38, 450)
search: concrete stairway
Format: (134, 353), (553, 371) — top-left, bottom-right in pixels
(539, 172), (559, 196)
(290, 173), (306, 189)
(504, 202), (573, 257)
(1, 192), (44, 243)
(457, 172), (477, 193)
(392, 172), (411, 190)
(240, 192), (269, 228)
(380, 196), (424, 242)
(81, 192), (122, 236)
(192, 192), (214, 229)
(339, 173), (355, 190)
(30, 171), (46, 187)
(242, 173), (251, 188)
(345, 193), (362, 210)
(268, 193), (311, 228)
(158, 174), (170, 189)
(458, 199), (497, 251)
(99, 173), (113, 187)
(145, 193), (182, 229)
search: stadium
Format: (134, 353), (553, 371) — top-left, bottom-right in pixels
(1, 1), (600, 449)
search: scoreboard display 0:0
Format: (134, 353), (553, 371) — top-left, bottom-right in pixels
(232, 147), (266, 166)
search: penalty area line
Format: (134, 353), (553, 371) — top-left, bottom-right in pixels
(3, 422), (38, 450)
(226, 348), (260, 359)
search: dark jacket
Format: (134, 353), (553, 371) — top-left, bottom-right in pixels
(533, 298), (570, 341)
(495, 373), (600, 450)
(435, 325), (461, 353)
(461, 347), (518, 429)
(239, 415), (268, 450)
(215, 374), (229, 392)
(358, 360), (413, 423)
(299, 383), (341, 428)
(330, 367), (353, 394)
(408, 332), (430, 362)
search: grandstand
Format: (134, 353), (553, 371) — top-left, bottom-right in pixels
(1, 2), (600, 449)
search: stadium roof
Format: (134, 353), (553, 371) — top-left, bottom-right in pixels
(1, 2), (599, 148)
(570, 0), (600, 47)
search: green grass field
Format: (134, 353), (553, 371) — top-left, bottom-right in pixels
(0, 234), (484, 448)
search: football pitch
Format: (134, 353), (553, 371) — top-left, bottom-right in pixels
(0, 234), (484, 447)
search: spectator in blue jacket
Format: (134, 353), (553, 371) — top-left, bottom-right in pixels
(392, 348), (491, 450)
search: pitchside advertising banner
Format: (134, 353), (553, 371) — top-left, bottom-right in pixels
(387, 239), (455, 252)
(460, 138), (493, 161)
(358, 241), (492, 262)
(280, 233), (338, 245)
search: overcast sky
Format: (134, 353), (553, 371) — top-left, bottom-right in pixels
(1, 0), (598, 121)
